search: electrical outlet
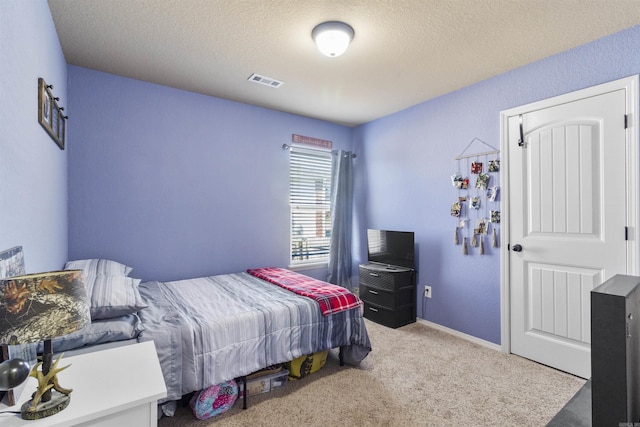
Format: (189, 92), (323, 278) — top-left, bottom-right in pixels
(424, 286), (432, 298)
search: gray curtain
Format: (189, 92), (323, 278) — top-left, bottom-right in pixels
(327, 150), (353, 289)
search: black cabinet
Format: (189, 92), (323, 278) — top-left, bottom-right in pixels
(591, 274), (640, 425)
(358, 263), (416, 328)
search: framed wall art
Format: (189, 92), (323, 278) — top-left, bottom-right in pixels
(38, 77), (67, 150)
(0, 246), (26, 405)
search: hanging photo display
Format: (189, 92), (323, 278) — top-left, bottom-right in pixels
(451, 137), (500, 255)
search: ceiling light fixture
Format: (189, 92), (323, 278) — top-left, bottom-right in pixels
(312, 21), (354, 58)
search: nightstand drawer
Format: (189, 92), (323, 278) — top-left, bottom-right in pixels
(360, 284), (413, 309)
(359, 267), (412, 291)
(360, 284), (394, 309)
(363, 302), (414, 329)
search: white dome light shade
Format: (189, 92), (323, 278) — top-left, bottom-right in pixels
(312, 21), (354, 57)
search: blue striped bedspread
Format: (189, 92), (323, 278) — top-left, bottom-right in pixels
(137, 272), (371, 402)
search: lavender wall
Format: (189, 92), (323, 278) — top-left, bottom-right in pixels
(67, 67), (353, 282)
(353, 24), (640, 344)
(66, 24), (640, 345)
(0, 1), (69, 272)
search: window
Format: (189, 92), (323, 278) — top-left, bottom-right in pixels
(289, 146), (332, 265)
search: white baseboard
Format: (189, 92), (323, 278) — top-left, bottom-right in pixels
(417, 318), (502, 352)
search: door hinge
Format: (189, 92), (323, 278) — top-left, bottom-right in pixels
(625, 114), (629, 129)
(625, 226), (629, 241)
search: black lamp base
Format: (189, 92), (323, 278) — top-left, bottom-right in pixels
(20, 391), (70, 420)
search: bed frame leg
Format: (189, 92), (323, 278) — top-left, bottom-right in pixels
(240, 376), (247, 409)
(181, 392), (194, 407)
(339, 346), (345, 366)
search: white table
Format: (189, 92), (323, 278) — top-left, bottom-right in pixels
(0, 341), (166, 426)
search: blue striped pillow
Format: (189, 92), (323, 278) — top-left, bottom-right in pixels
(89, 275), (147, 320)
(65, 259), (133, 277)
(65, 259), (145, 319)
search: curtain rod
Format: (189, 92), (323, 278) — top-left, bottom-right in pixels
(282, 144), (356, 158)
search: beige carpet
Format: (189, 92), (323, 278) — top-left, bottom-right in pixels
(159, 320), (585, 426)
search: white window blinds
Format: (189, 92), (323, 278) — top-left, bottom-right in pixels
(290, 146), (332, 264)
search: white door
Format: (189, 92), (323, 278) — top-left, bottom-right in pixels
(502, 77), (638, 379)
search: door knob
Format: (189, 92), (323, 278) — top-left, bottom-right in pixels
(512, 244), (523, 252)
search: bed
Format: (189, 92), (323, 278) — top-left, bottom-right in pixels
(137, 268), (371, 403)
(1, 253), (371, 413)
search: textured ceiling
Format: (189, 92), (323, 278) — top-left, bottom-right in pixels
(48, 0), (640, 127)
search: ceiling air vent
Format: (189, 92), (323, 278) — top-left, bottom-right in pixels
(248, 73), (284, 88)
